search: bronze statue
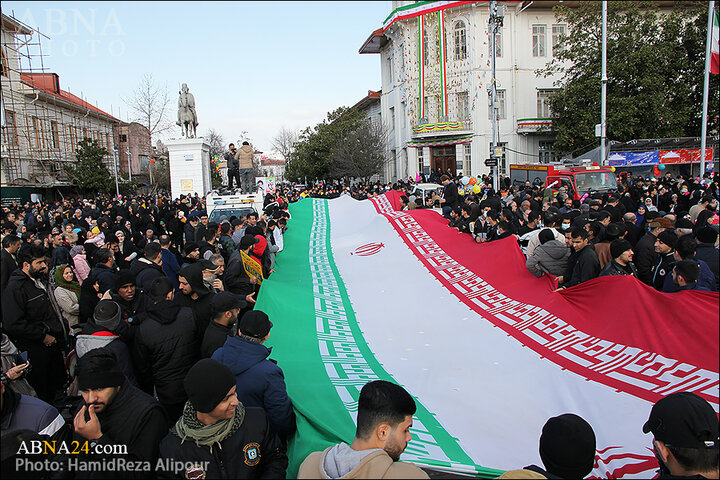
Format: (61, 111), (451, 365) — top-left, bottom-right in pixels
(177, 83), (198, 138)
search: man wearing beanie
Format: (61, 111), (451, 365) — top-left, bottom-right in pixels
(662, 235), (717, 293)
(73, 349), (168, 478)
(505, 413), (596, 479)
(201, 292), (242, 359)
(599, 239), (638, 278)
(176, 263), (216, 335)
(108, 269), (148, 330)
(694, 226), (718, 288)
(180, 241), (201, 270)
(134, 277), (199, 424)
(652, 230), (678, 290)
(75, 300), (137, 387)
(643, 392), (719, 478)
(212, 310), (296, 440)
(158, 359), (288, 479)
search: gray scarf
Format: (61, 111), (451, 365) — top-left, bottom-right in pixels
(175, 401), (246, 453)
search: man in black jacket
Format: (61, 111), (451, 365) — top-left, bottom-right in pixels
(130, 242), (167, 294)
(1, 243), (67, 403)
(158, 359), (287, 479)
(560, 228), (600, 288)
(201, 292), (242, 358)
(694, 226), (719, 289)
(439, 175), (459, 219)
(225, 235), (260, 313)
(89, 248), (117, 294)
(177, 263), (216, 335)
(635, 217), (672, 286)
(0, 234), (21, 291)
(652, 230), (678, 291)
(599, 239), (638, 278)
(73, 349), (168, 478)
(134, 277), (199, 424)
(225, 143), (241, 190)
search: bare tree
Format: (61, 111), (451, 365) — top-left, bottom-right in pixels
(330, 119), (389, 184)
(270, 127), (299, 163)
(205, 128), (225, 159)
(122, 73), (173, 141)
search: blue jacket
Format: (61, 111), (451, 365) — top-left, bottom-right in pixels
(661, 259), (716, 293)
(160, 248), (180, 289)
(212, 336), (296, 436)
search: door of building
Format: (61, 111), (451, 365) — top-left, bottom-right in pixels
(431, 146), (456, 177)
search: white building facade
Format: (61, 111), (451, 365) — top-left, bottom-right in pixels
(360, 0), (571, 182)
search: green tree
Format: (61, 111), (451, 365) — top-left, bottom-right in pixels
(540, 1), (719, 156)
(64, 138), (114, 193)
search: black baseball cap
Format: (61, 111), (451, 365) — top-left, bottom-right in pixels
(211, 291), (244, 314)
(643, 392), (719, 449)
(239, 310), (273, 339)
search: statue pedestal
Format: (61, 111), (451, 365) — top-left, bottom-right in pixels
(166, 138), (211, 200)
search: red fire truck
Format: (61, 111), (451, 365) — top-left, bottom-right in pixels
(509, 163), (618, 201)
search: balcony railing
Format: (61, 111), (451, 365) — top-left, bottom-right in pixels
(411, 119), (473, 136)
(517, 117), (553, 134)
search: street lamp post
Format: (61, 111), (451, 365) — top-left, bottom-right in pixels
(489, 0), (503, 191)
(112, 145), (120, 198)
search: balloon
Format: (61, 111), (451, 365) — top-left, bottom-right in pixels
(460, 176), (470, 185)
(472, 184), (481, 194)
(469, 177), (477, 185)
(658, 164), (666, 170)
(458, 188), (465, 195)
(610, 166), (616, 173)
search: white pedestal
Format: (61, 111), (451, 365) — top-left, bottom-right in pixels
(166, 138), (211, 200)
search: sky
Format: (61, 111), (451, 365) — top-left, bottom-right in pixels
(4, 1), (391, 154)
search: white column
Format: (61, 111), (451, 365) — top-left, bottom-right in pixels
(166, 137), (211, 200)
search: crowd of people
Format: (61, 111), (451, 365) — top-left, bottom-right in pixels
(0, 165), (718, 479)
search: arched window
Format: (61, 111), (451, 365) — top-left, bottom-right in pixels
(454, 20), (467, 60)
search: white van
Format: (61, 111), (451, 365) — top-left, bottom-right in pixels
(206, 190), (264, 223)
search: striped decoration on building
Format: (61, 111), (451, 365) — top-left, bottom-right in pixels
(418, 15), (426, 119)
(438, 9), (448, 117)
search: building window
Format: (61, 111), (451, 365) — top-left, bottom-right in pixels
(537, 89), (555, 118)
(552, 24), (566, 56)
(1, 49), (8, 77)
(68, 126), (76, 152)
(32, 117), (41, 148)
(454, 20), (467, 60)
(106, 133), (111, 151)
(456, 91), (469, 121)
(489, 27), (503, 58)
(82, 127), (88, 142)
(464, 143), (472, 176)
(4, 110), (17, 145)
(489, 90), (506, 120)
(51, 121), (60, 149)
(539, 140), (558, 164)
(390, 106), (395, 131)
(435, 95), (442, 121)
(423, 96), (429, 120)
(387, 56), (393, 86)
(418, 148), (429, 176)
(532, 25), (546, 57)
(119, 133), (128, 143)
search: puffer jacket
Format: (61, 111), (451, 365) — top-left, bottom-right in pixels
(234, 144), (254, 169)
(76, 320), (137, 386)
(212, 336), (296, 437)
(133, 300), (199, 405)
(526, 240), (569, 278)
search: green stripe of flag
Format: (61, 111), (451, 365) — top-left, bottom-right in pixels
(258, 199), (503, 478)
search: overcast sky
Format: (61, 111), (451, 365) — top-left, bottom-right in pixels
(4, 1), (390, 153)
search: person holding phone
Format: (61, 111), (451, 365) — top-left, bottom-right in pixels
(0, 333), (35, 396)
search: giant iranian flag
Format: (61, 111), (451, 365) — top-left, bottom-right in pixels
(256, 191), (719, 479)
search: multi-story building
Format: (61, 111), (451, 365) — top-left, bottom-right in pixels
(360, 0), (577, 182)
(1, 13), (120, 200)
(113, 121), (152, 180)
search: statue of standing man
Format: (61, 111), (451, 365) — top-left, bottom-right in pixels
(177, 83), (198, 138)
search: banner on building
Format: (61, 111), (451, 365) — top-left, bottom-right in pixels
(609, 148), (714, 167)
(257, 192), (718, 478)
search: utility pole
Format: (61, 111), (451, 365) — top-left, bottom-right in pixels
(112, 145), (120, 198)
(600, 0), (608, 165)
(700, 1), (715, 178)
(489, 0), (503, 191)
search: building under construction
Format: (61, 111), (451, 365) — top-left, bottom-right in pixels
(1, 12), (122, 203)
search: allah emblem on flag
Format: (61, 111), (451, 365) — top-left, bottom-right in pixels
(351, 242), (385, 256)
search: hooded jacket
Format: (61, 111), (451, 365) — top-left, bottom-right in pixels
(234, 144), (254, 169)
(212, 336), (296, 437)
(176, 263), (215, 334)
(526, 240), (570, 278)
(76, 321), (138, 386)
(89, 262), (117, 295)
(133, 300), (199, 406)
(298, 444), (429, 479)
(2, 269), (66, 348)
(130, 257), (167, 294)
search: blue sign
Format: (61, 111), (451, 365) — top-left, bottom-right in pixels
(608, 151), (659, 167)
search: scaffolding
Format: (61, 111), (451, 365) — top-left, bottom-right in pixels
(1, 12), (119, 195)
